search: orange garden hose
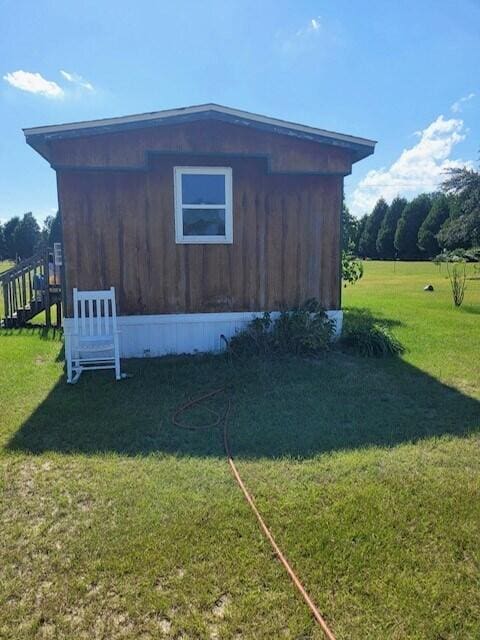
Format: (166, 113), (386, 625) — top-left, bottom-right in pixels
(172, 388), (337, 640)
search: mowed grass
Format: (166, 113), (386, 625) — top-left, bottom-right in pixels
(345, 260), (480, 394)
(0, 260), (14, 273)
(0, 262), (479, 639)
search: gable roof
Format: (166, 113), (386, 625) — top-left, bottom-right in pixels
(24, 103), (376, 163)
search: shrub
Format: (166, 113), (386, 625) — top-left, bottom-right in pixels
(229, 299), (335, 358)
(434, 247), (480, 263)
(446, 262), (467, 307)
(341, 310), (405, 357)
(228, 312), (273, 357)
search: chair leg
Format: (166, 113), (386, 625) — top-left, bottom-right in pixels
(66, 334), (73, 384)
(114, 331), (121, 380)
(70, 368), (82, 384)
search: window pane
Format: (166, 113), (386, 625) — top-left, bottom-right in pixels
(182, 208), (226, 236)
(182, 173), (226, 205)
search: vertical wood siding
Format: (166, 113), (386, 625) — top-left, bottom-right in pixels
(58, 155), (341, 316)
(50, 119), (353, 175)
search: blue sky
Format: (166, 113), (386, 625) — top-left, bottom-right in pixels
(1, 0), (479, 223)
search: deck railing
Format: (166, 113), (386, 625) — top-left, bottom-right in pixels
(0, 248), (61, 327)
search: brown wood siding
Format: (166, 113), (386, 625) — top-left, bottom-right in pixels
(50, 120), (352, 175)
(58, 154), (341, 317)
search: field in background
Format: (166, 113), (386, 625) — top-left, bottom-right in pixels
(345, 260), (479, 393)
(0, 261), (479, 639)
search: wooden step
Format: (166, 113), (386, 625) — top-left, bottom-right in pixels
(1, 248), (61, 328)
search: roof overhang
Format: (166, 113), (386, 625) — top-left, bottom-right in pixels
(24, 103), (376, 164)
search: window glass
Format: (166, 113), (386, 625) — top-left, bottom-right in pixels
(181, 174), (226, 205)
(174, 167), (232, 243)
(182, 209), (226, 236)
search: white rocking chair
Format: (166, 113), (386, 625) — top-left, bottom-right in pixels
(65, 287), (121, 384)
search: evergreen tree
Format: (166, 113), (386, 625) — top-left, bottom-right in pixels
(358, 198), (388, 258)
(376, 197), (407, 259)
(394, 194), (432, 260)
(417, 194), (450, 257)
(3, 216), (20, 259)
(0, 224), (5, 260)
(354, 214), (368, 255)
(13, 212), (41, 259)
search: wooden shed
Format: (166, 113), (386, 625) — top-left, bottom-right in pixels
(24, 104), (375, 357)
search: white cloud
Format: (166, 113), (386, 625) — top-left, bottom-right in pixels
(296, 16), (322, 37)
(60, 69), (94, 91)
(451, 92), (475, 113)
(349, 115), (472, 217)
(277, 16), (327, 57)
(3, 70), (64, 98)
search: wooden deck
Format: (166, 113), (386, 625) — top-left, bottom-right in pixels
(0, 250), (62, 328)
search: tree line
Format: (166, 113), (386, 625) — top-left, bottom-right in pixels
(344, 166), (480, 260)
(0, 211), (61, 261)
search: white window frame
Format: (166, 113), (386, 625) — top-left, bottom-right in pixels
(174, 166), (233, 244)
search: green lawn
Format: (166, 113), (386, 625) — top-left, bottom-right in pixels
(0, 261), (479, 639)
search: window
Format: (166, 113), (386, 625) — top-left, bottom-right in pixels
(174, 167), (233, 244)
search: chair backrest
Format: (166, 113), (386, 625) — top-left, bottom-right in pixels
(73, 287), (118, 337)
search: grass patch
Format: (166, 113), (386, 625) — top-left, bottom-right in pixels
(0, 260), (14, 274)
(0, 261), (479, 639)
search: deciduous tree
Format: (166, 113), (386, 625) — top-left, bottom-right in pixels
(41, 210), (62, 246)
(438, 166), (480, 250)
(3, 216), (20, 259)
(13, 212), (41, 259)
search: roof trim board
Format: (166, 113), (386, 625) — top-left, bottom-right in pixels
(24, 103), (376, 163)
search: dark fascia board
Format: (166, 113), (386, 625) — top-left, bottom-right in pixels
(24, 103), (376, 164)
(51, 149), (352, 177)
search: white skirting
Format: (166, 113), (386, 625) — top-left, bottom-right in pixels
(63, 310), (343, 359)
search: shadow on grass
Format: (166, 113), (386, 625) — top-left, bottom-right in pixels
(461, 305), (480, 315)
(6, 346), (480, 460)
(342, 306), (405, 329)
(0, 326), (63, 340)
